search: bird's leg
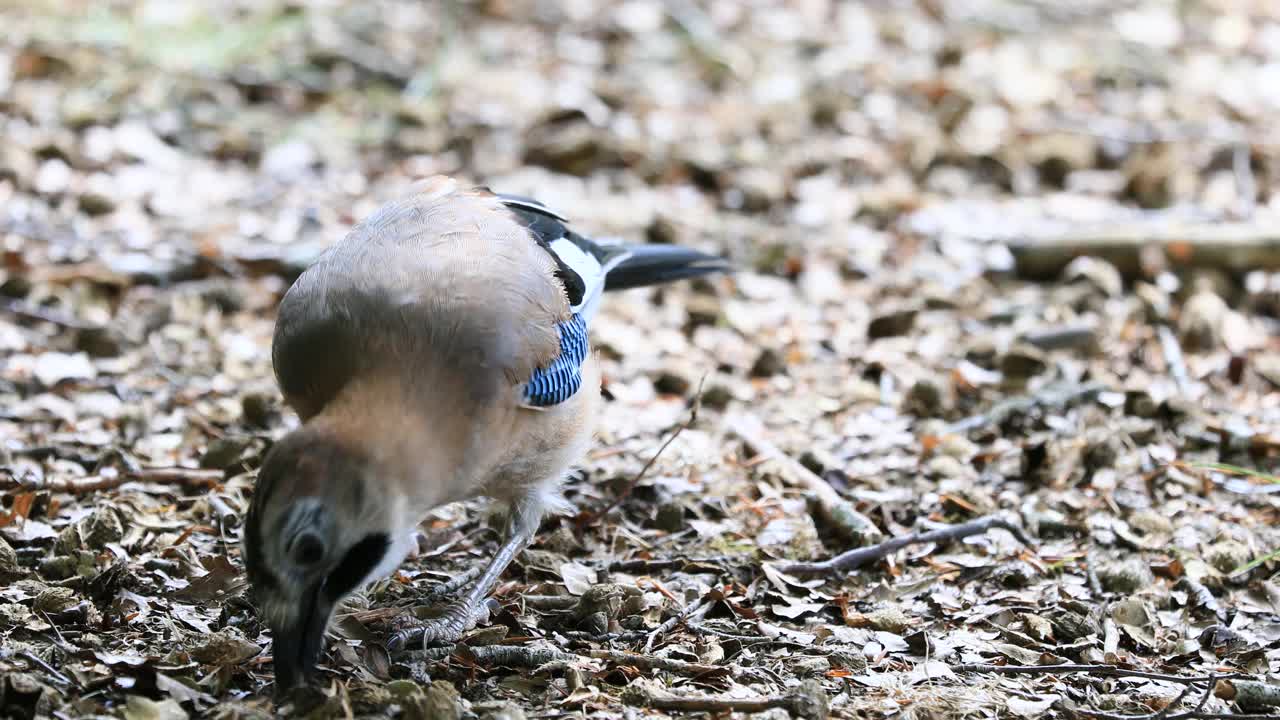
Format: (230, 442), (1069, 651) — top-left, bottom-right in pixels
(387, 499), (543, 651)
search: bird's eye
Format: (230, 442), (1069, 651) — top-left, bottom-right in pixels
(290, 531), (326, 567)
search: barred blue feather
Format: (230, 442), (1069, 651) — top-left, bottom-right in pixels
(523, 313), (589, 406)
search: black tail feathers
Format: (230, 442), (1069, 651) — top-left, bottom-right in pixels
(604, 244), (732, 291)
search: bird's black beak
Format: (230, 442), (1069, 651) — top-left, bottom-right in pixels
(271, 585), (332, 693)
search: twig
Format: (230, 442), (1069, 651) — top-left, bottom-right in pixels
(1006, 221), (1280, 280)
(1, 299), (101, 330)
(1020, 324), (1098, 352)
(1234, 143), (1256, 219)
(0, 467), (224, 494)
(587, 648), (728, 677)
(17, 650), (74, 687)
(778, 515), (1032, 577)
(622, 679), (829, 720)
(644, 593), (712, 652)
(726, 413), (882, 544)
(1071, 675), (1215, 720)
(1157, 325), (1190, 396)
(579, 379), (703, 526)
(684, 621), (832, 652)
(407, 643), (577, 667)
(947, 381), (1107, 434)
(1085, 547), (1104, 597)
(1215, 679), (1280, 711)
(952, 664), (1250, 684)
(405, 644), (732, 678)
(605, 556), (732, 574)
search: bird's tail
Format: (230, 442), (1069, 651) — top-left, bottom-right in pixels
(603, 244), (732, 291)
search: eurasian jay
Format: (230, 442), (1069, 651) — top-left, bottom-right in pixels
(240, 176), (729, 690)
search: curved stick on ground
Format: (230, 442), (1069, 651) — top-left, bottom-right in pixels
(778, 515), (1033, 577)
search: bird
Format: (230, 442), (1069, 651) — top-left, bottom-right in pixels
(240, 175), (729, 691)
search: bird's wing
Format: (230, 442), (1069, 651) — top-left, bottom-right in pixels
(272, 179), (568, 419)
(496, 192), (630, 324)
(272, 177), (730, 418)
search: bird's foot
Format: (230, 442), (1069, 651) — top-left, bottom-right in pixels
(386, 597), (498, 651)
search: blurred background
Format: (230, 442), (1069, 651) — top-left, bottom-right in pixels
(2, 0), (1280, 716)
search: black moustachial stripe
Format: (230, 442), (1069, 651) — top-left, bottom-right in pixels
(323, 533), (390, 602)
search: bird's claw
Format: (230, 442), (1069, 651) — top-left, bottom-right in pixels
(386, 598), (497, 652)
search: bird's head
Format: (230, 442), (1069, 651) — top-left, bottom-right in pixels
(241, 426), (411, 691)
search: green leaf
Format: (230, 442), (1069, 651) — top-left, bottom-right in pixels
(1233, 547), (1280, 576)
(1190, 462), (1280, 484)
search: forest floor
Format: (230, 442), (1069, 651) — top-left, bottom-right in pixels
(1, 1), (1279, 718)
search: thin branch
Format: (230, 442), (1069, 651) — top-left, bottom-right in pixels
(1, 299), (102, 330)
(726, 412), (882, 543)
(1157, 325), (1190, 396)
(623, 679), (828, 720)
(644, 593), (712, 652)
(403, 644), (733, 678)
(587, 648), (729, 677)
(952, 664), (1249, 684)
(0, 467), (224, 494)
(779, 515), (1032, 577)
(947, 381), (1107, 434)
(579, 378), (703, 526)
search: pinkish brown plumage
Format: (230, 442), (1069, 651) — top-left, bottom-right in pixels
(241, 176), (728, 690)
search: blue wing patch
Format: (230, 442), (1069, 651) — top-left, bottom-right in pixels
(523, 313), (589, 406)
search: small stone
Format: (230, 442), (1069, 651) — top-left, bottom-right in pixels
(0, 536), (18, 575)
(1255, 355), (1280, 390)
(936, 433), (977, 461)
(791, 655), (831, 676)
(39, 556), (76, 580)
(58, 507), (124, 552)
(1206, 540), (1251, 575)
(700, 384), (733, 410)
(240, 392), (275, 428)
(1124, 390), (1158, 418)
(74, 326), (123, 358)
(33, 352), (97, 386)
(1050, 608), (1100, 641)
(420, 680), (461, 720)
(684, 294), (722, 331)
(1000, 343), (1048, 379)
(925, 455), (968, 480)
(1083, 429), (1120, 471)
(653, 502), (686, 532)
(77, 192), (116, 216)
(33, 158), (72, 196)
(200, 437), (252, 470)
(1128, 510), (1174, 537)
(652, 370), (691, 396)
(1063, 256), (1123, 298)
(32, 586), (80, 615)
(749, 348), (785, 378)
(867, 306), (918, 339)
(729, 167), (785, 212)
(965, 337), (999, 369)
(994, 560), (1037, 588)
(864, 607), (912, 634)
(1098, 557), (1155, 594)
(190, 627), (261, 666)
(645, 215), (678, 245)
(1179, 289), (1229, 351)
(902, 378), (945, 417)
(261, 139), (318, 180)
